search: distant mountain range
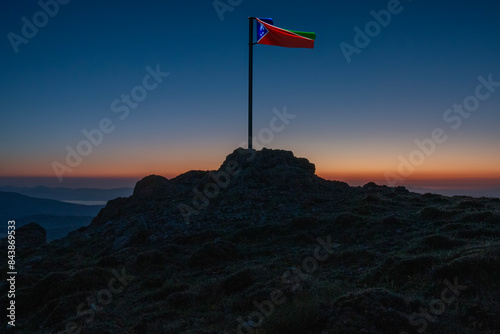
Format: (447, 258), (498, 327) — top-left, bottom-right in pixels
(408, 186), (500, 198)
(0, 185), (133, 202)
(14, 215), (95, 241)
(0, 191), (103, 218)
(0, 191), (105, 241)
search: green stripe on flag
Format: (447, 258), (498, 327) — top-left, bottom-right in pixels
(289, 30), (316, 40)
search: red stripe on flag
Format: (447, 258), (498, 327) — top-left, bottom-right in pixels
(256, 18), (314, 49)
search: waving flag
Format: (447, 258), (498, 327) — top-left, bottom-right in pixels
(255, 18), (316, 49)
(256, 18), (274, 40)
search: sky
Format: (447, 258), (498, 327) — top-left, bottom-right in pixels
(0, 0), (499, 191)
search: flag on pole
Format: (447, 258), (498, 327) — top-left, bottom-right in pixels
(255, 18), (316, 49)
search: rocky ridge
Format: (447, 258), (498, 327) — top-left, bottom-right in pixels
(2, 148), (500, 334)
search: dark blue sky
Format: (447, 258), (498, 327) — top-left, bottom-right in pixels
(1, 0), (499, 189)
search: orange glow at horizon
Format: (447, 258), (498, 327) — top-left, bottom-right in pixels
(3, 164), (500, 189)
(1, 144), (499, 188)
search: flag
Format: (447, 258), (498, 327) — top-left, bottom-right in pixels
(255, 18), (316, 49)
(256, 18), (274, 41)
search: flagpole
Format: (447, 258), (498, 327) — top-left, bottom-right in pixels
(248, 17), (255, 150)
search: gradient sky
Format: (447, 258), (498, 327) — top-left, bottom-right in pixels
(0, 0), (499, 189)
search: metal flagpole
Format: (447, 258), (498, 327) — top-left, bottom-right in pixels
(248, 17), (255, 150)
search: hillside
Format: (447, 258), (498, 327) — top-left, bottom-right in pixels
(0, 192), (104, 240)
(14, 215), (96, 241)
(0, 186), (133, 202)
(0, 191), (103, 218)
(2, 148), (499, 334)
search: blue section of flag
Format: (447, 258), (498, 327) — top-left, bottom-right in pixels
(256, 18), (273, 41)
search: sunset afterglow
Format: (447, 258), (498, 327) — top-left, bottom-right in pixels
(1, 1), (499, 194)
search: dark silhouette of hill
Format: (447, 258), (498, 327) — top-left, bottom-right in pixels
(2, 148), (499, 334)
(0, 185), (133, 202)
(0, 192), (104, 240)
(14, 215), (95, 241)
(0, 191), (103, 218)
(409, 185), (500, 198)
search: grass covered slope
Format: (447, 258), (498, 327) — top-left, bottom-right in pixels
(2, 148), (499, 334)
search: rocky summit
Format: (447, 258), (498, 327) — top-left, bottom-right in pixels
(2, 148), (500, 334)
